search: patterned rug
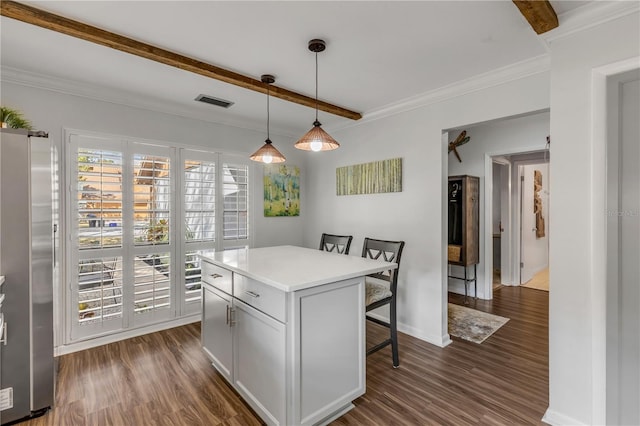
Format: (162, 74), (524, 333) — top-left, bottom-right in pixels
(448, 303), (509, 344)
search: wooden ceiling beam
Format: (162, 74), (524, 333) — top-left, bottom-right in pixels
(512, 0), (559, 35)
(0, 1), (362, 120)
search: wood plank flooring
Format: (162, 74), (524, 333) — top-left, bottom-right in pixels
(24, 286), (548, 425)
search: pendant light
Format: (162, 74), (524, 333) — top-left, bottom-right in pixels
(294, 39), (340, 152)
(250, 74), (286, 164)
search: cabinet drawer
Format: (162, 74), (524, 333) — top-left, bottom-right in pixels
(201, 261), (233, 295)
(234, 274), (286, 323)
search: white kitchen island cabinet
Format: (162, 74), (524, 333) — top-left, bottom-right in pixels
(200, 245), (397, 426)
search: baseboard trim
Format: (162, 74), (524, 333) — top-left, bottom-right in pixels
(542, 408), (587, 426)
(367, 312), (450, 348)
(54, 314), (201, 356)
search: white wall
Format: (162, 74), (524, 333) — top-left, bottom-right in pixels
(304, 71), (550, 347)
(447, 112), (550, 297)
(546, 10), (640, 426)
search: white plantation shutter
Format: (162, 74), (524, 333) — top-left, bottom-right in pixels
(222, 159), (250, 249)
(181, 150), (218, 313)
(130, 144), (175, 326)
(70, 135), (125, 339)
(67, 136), (251, 342)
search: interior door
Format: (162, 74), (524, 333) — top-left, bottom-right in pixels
(520, 163), (549, 284)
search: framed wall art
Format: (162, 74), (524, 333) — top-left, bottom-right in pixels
(336, 157), (402, 196)
(263, 165), (300, 217)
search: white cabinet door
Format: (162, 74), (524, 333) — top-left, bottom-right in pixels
(233, 299), (286, 426)
(202, 284), (233, 382)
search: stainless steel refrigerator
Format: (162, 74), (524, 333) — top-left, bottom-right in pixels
(0, 128), (56, 424)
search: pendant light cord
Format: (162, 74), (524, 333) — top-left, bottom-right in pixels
(267, 84), (270, 140)
(315, 50), (319, 122)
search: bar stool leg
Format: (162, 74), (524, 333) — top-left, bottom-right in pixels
(464, 266), (468, 304)
(474, 264), (478, 299)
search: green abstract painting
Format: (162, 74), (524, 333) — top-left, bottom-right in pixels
(336, 158), (402, 196)
(264, 165), (300, 217)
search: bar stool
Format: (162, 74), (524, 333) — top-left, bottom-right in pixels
(362, 237), (405, 367)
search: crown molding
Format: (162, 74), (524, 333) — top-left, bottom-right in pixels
(332, 54), (550, 132)
(541, 0), (640, 45)
(0, 66), (298, 138)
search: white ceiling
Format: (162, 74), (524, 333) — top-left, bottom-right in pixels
(1, 1), (594, 137)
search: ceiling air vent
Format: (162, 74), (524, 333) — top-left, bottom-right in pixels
(195, 94), (234, 108)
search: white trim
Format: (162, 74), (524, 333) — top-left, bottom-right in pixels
(335, 55), (550, 131)
(542, 407), (588, 426)
(441, 132), (452, 345)
(484, 154), (496, 299)
(54, 314), (200, 356)
(590, 56), (640, 426)
(541, 1), (640, 46)
(487, 157), (514, 288)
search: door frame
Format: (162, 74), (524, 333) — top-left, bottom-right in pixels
(603, 64), (640, 426)
(483, 147), (549, 300)
(591, 57), (640, 425)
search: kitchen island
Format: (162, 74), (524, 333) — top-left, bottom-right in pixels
(200, 245), (397, 426)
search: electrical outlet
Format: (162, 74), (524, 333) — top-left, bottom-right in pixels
(0, 387), (13, 411)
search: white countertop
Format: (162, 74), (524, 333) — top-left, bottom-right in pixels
(200, 245), (397, 292)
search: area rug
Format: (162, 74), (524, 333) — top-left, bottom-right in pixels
(448, 303), (509, 344)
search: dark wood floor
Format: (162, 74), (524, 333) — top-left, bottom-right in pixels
(24, 286), (548, 426)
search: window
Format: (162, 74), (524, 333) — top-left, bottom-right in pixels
(67, 135), (250, 342)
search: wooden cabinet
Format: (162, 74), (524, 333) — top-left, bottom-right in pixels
(448, 175), (479, 266)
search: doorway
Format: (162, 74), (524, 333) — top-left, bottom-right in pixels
(445, 110), (550, 301)
(519, 161), (549, 289)
(605, 68), (640, 426)
(486, 150), (550, 293)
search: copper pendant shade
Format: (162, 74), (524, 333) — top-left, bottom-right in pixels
(294, 39), (340, 152)
(250, 74), (286, 164)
